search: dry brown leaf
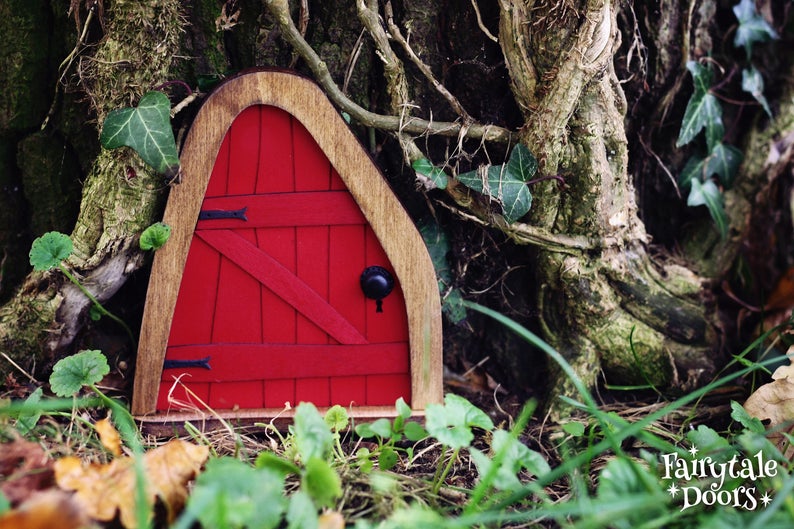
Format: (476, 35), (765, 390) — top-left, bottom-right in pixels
(94, 416), (122, 457)
(54, 439), (209, 528)
(0, 489), (91, 529)
(318, 511), (345, 529)
(744, 352), (794, 458)
(0, 438), (54, 505)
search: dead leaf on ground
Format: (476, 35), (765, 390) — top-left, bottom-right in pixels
(744, 350), (794, 458)
(0, 438), (54, 505)
(0, 489), (91, 529)
(94, 415), (122, 457)
(55, 439), (209, 528)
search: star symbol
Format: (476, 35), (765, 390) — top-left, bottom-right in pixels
(667, 483), (680, 497)
(688, 445), (699, 457)
(760, 492), (773, 507)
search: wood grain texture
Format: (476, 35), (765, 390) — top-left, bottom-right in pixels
(132, 70), (442, 417)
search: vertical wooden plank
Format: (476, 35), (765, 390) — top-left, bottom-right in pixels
(292, 117), (331, 191)
(296, 226), (329, 344)
(209, 381), (263, 409)
(227, 106), (260, 196)
(212, 229), (263, 343)
(329, 225), (366, 338)
(258, 105), (295, 193)
(295, 377), (330, 407)
(168, 237), (220, 346)
(366, 374), (411, 406)
(157, 381), (210, 411)
(205, 128), (232, 198)
(258, 227), (297, 343)
(264, 379), (295, 408)
(364, 227), (409, 343)
(330, 376), (366, 407)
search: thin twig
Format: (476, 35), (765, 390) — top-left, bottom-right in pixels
(385, 1), (474, 121)
(1, 352), (38, 384)
(470, 0), (498, 43)
(263, 0), (512, 143)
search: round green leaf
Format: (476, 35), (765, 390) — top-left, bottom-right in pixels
(302, 457), (341, 508)
(139, 222), (171, 251)
(49, 350), (110, 397)
(29, 232), (73, 271)
(324, 404), (349, 432)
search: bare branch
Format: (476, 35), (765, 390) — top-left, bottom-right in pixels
(470, 0), (498, 43)
(263, 0), (512, 143)
(384, 2), (474, 122)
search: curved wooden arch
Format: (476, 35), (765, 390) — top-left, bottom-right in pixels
(132, 70), (442, 418)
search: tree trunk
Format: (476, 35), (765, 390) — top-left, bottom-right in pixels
(0, 0), (184, 378)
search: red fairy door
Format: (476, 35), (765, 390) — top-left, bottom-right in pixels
(156, 105), (411, 411)
(132, 71), (441, 419)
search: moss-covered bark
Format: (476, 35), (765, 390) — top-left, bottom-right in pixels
(0, 0), (185, 378)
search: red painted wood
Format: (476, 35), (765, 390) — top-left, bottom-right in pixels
(295, 378), (330, 407)
(161, 343), (409, 381)
(210, 380), (263, 409)
(158, 104), (413, 412)
(227, 106), (260, 196)
(205, 125), (231, 198)
(211, 228), (262, 343)
(197, 229), (367, 345)
(293, 117), (331, 191)
(157, 381), (210, 410)
(365, 228), (409, 343)
(296, 226), (329, 344)
(258, 105), (294, 194)
(330, 376), (367, 407)
(258, 227), (297, 343)
(197, 192), (364, 229)
(264, 379), (295, 408)
(168, 237), (220, 346)
(366, 374), (411, 406)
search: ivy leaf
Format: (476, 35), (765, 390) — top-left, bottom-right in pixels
(100, 91), (181, 180)
(687, 179), (728, 239)
(470, 430), (550, 491)
(292, 403), (333, 463)
(412, 158), (448, 190)
(705, 143), (743, 188)
(49, 350), (110, 397)
(679, 156), (703, 192)
(730, 400), (766, 434)
(742, 66), (773, 117)
(139, 222), (171, 251)
(506, 143), (538, 182)
(425, 393), (494, 449)
(677, 62), (723, 148)
(733, 0), (778, 59)
(457, 165), (532, 223)
(29, 231), (73, 271)
(15, 387), (44, 434)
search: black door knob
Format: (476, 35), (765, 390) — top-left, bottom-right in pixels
(360, 266), (394, 312)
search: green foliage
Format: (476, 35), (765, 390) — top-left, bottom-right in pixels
(180, 457), (286, 529)
(412, 157), (448, 190)
(14, 387), (43, 434)
(0, 491), (9, 516)
(49, 349), (110, 397)
(425, 393), (494, 449)
(687, 179), (728, 238)
(139, 222), (171, 251)
(733, 0), (778, 59)
(293, 402), (334, 462)
(303, 456), (342, 508)
(469, 429), (550, 490)
(730, 400), (765, 434)
(419, 220), (467, 324)
(29, 231), (73, 271)
(100, 91), (181, 179)
(457, 143), (537, 224)
(742, 66), (773, 117)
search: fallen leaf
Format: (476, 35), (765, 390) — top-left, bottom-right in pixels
(0, 490), (91, 529)
(0, 439), (54, 505)
(744, 350), (794, 458)
(319, 511), (345, 529)
(94, 416), (122, 456)
(55, 439), (209, 528)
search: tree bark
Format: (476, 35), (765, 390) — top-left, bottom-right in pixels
(0, 0), (184, 378)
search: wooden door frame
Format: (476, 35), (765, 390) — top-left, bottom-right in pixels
(132, 70), (442, 419)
